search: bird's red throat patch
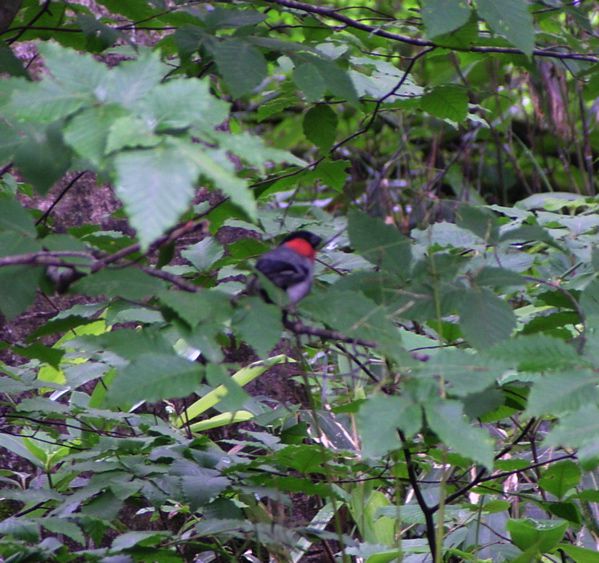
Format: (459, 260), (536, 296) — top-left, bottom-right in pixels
(283, 238), (316, 260)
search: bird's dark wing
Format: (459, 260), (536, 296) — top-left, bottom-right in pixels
(255, 255), (309, 289)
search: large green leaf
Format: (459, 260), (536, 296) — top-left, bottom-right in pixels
(140, 78), (229, 132)
(425, 400), (494, 470)
(234, 297), (283, 357)
(64, 104), (126, 166)
(421, 85), (468, 122)
(293, 63), (327, 102)
(114, 144), (198, 249)
(526, 371), (598, 417)
(421, 0), (471, 38)
(348, 209), (412, 278)
(357, 395), (421, 458)
(0, 193), (36, 237)
(459, 288), (516, 349)
(73, 268), (166, 300)
(477, 0), (534, 56)
(303, 105), (337, 152)
(14, 123), (72, 193)
(487, 335), (580, 371)
(213, 39), (267, 97)
(106, 353), (202, 406)
(507, 518), (567, 554)
(538, 461), (581, 500)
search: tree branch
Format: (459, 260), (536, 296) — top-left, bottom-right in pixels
(265, 0), (599, 63)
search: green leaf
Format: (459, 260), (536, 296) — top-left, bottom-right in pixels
(140, 78), (229, 132)
(0, 193), (36, 237)
(460, 288), (515, 349)
(421, 0), (471, 38)
(38, 41), (106, 94)
(213, 39), (267, 97)
(0, 43), (28, 77)
(64, 104), (126, 166)
(420, 349), (503, 397)
(303, 105), (338, 151)
(357, 395), (421, 458)
(526, 371), (598, 417)
(182, 237), (224, 272)
(545, 404), (599, 450)
(487, 335), (580, 372)
(538, 461), (581, 500)
(293, 63), (327, 102)
(234, 297), (283, 357)
(313, 58), (359, 106)
(507, 518), (567, 553)
(73, 268), (166, 300)
(0, 121), (23, 165)
(204, 7), (266, 29)
(175, 140), (256, 220)
(105, 115), (160, 153)
(114, 145), (198, 249)
(307, 159), (349, 192)
(421, 85), (468, 122)
(0, 234), (42, 319)
(456, 204), (499, 243)
(106, 353), (202, 406)
(39, 518), (84, 545)
(474, 266), (525, 288)
(103, 50), (165, 108)
(580, 279), (599, 317)
(348, 209), (412, 278)
(14, 123), (72, 193)
(476, 0), (534, 56)
(558, 544), (599, 563)
(425, 400), (494, 470)
(160, 289), (232, 328)
(301, 289), (403, 359)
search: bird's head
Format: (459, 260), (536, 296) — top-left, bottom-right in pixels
(280, 230), (322, 260)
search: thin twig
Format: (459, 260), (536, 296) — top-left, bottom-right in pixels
(36, 171), (89, 225)
(264, 0), (599, 63)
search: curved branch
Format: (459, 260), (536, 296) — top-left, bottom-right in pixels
(265, 0), (599, 63)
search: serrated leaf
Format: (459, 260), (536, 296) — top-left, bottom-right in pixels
(477, 0), (534, 56)
(539, 461), (581, 500)
(175, 140), (256, 220)
(106, 353), (202, 406)
(421, 0), (471, 38)
(213, 39), (267, 97)
(114, 145), (198, 249)
(420, 349), (503, 397)
(103, 50), (165, 108)
(204, 7), (266, 29)
(303, 105), (338, 152)
(301, 288), (403, 359)
(38, 41), (106, 94)
(0, 193), (36, 237)
(487, 334), (580, 371)
(160, 289), (232, 327)
(313, 58), (359, 105)
(14, 123), (71, 193)
(140, 78), (229, 132)
(460, 288), (515, 349)
(526, 371), (598, 417)
(421, 84), (468, 122)
(357, 395), (421, 458)
(0, 233), (42, 319)
(181, 237), (224, 271)
(425, 400), (494, 470)
(73, 268), (166, 300)
(293, 63), (326, 102)
(64, 104), (126, 166)
(348, 209), (412, 278)
(234, 297), (283, 357)
(39, 518), (84, 545)
(307, 159), (349, 192)
(545, 404), (599, 449)
(105, 115), (160, 153)
(0, 121), (23, 164)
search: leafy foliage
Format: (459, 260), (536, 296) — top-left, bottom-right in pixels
(0, 0), (598, 561)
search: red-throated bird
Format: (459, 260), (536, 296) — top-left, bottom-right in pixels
(254, 230), (322, 304)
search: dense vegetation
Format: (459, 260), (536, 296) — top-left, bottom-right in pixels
(0, 0), (598, 561)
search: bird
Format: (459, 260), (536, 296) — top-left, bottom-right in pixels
(254, 230), (322, 305)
